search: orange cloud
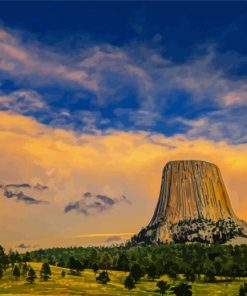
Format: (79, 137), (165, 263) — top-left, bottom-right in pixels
(0, 111), (246, 249)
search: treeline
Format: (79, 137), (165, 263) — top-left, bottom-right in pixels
(0, 243), (247, 295)
(23, 243), (247, 281)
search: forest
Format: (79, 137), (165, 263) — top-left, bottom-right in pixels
(0, 243), (247, 295)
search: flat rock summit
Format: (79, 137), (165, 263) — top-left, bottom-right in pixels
(133, 160), (247, 244)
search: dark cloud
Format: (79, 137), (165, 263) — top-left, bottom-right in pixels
(121, 195), (132, 205)
(16, 192), (47, 205)
(3, 190), (48, 205)
(64, 192), (131, 216)
(2, 182), (48, 191)
(5, 183), (31, 188)
(64, 201), (85, 213)
(96, 194), (115, 205)
(105, 236), (122, 243)
(83, 192), (92, 198)
(34, 183), (48, 191)
(17, 243), (31, 249)
(0, 183), (49, 205)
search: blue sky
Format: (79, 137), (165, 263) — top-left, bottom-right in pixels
(0, 2), (247, 143)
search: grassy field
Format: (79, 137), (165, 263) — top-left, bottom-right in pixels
(0, 262), (245, 295)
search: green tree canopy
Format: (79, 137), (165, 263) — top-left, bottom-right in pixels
(156, 280), (171, 295)
(172, 283), (192, 296)
(96, 271), (110, 284)
(40, 262), (51, 281)
(13, 265), (21, 280)
(26, 267), (36, 284)
(100, 253), (113, 271)
(124, 274), (135, 290)
(130, 263), (142, 282)
(61, 270), (66, 278)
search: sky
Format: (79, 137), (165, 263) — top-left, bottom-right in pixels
(0, 2), (247, 251)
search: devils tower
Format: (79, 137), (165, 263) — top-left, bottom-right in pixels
(133, 160), (247, 244)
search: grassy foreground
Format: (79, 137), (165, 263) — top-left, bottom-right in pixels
(0, 262), (245, 295)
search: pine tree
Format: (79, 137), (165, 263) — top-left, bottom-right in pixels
(156, 280), (171, 296)
(13, 265), (21, 280)
(26, 267), (36, 284)
(0, 265), (3, 279)
(172, 283), (192, 296)
(61, 270), (66, 278)
(117, 253), (130, 271)
(239, 286), (245, 296)
(92, 263), (99, 277)
(239, 283), (247, 296)
(22, 263), (29, 277)
(96, 271), (110, 284)
(130, 263), (142, 282)
(40, 262), (51, 281)
(124, 275), (135, 290)
(147, 263), (157, 281)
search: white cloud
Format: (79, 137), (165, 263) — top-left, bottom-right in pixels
(0, 27), (96, 91)
(0, 89), (46, 114)
(178, 107), (247, 144)
(0, 25), (247, 143)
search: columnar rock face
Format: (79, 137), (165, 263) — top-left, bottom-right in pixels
(133, 160), (247, 244)
(150, 160), (236, 225)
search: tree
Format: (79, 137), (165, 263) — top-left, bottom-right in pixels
(68, 256), (83, 275)
(124, 274), (135, 291)
(61, 270), (66, 278)
(203, 260), (216, 282)
(117, 253), (130, 272)
(23, 252), (31, 262)
(26, 267), (36, 284)
(167, 267), (178, 281)
(96, 271), (110, 284)
(0, 265), (3, 279)
(0, 246), (4, 258)
(48, 255), (56, 266)
(184, 267), (196, 282)
(156, 280), (171, 296)
(2, 254), (9, 270)
(9, 249), (16, 269)
(99, 253), (113, 271)
(22, 263), (29, 277)
(239, 286), (245, 296)
(130, 263), (142, 282)
(239, 283), (247, 296)
(172, 283), (192, 296)
(68, 256), (76, 271)
(40, 262), (51, 281)
(147, 263), (158, 281)
(74, 259), (84, 273)
(13, 265), (21, 280)
(57, 258), (65, 268)
(92, 263), (99, 277)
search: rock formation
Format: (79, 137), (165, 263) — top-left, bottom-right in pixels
(133, 160), (247, 244)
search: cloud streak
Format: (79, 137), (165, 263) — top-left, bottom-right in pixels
(0, 27), (96, 91)
(75, 232), (134, 238)
(16, 243), (31, 249)
(105, 236), (122, 243)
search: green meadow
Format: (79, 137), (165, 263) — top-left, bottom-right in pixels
(0, 262), (245, 295)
